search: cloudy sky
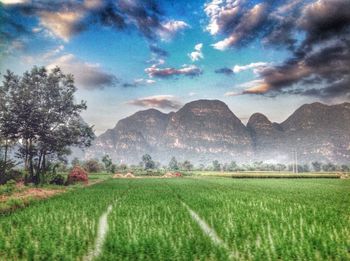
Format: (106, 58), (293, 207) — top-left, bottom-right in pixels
(1, 0), (349, 135)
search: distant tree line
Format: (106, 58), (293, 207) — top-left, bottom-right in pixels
(71, 154), (350, 174)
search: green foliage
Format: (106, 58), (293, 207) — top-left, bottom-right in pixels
(0, 161), (22, 185)
(168, 156), (179, 170)
(102, 155), (115, 173)
(0, 66), (94, 184)
(49, 174), (65, 186)
(83, 159), (102, 173)
(180, 160), (193, 171)
(312, 161), (322, 172)
(141, 154), (155, 170)
(71, 157), (80, 167)
(212, 160), (221, 171)
(0, 180), (17, 195)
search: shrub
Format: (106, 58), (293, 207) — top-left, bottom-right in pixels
(66, 166), (88, 185)
(0, 179), (17, 195)
(83, 159), (102, 173)
(0, 160), (22, 185)
(49, 174), (66, 186)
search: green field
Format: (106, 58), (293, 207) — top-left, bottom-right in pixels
(0, 177), (349, 260)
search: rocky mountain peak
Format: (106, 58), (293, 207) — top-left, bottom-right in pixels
(247, 113), (272, 130)
(84, 100), (350, 164)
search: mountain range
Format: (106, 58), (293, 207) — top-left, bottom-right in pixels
(84, 100), (350, 165)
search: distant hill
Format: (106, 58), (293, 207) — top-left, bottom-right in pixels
(84, 100), (350, 165)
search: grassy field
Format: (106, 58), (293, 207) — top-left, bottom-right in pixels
(0, 177), (349, 260)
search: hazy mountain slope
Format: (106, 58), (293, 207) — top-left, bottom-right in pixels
(84, 101), (350, 164)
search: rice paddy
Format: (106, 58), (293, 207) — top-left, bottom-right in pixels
(0, 177), (349, 260)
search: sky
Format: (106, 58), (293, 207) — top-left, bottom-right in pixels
(1, 0), (349, 135)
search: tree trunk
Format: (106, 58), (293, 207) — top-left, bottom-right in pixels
(4, 140), (8, 166)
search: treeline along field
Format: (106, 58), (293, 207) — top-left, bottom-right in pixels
(0, 177), (349, 260)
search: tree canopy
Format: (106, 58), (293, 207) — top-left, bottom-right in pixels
(0, 66), (94, 184)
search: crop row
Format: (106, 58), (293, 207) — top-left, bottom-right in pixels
(97, 179), (229, 261)
(166, 178), (350, 260)
(0, 181), (130, 261)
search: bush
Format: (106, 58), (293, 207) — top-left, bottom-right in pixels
(0, 179), (17, 195)
(83, 159), (102, 173)
(0, 169), (22, 185)
(66, 166), (88, 185)
(49, 174), (66, 186)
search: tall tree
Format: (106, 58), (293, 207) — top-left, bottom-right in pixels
(0, 66), (94, 184)
(168, 156), (179, 170)
(212, 160), (221, 171)
(142, 154), (155, 170)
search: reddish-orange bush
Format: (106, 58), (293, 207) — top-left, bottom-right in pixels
(67, 166), (88, 185)
(174, 172), (183, 177)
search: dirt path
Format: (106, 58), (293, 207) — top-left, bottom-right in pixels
(84, 204), (113, 261)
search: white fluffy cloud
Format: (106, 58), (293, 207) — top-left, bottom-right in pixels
(188, 43), (204, 62)
(157, 20), (189, 41)
(204, 1), (269, 50)
(233, 62), (269, 74)
(38, 10), (85, 42)
(0, 0), (29, 4)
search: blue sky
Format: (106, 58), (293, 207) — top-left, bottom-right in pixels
(1, 0), (349, 134)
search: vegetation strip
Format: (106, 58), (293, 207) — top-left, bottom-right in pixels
(181, 201), (239, 260)
(85, 183), (131, 261)
(182, 201), (225, 246)
(84, 204), (113, 261)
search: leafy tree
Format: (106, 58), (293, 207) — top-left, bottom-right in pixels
(181, 160), (193, 171)
(341, 164), (350, 172)
(302, 164), (310, 172)
(312, 161), (322, 172)
(102, 154), (114, 173)
(118, 163), (128, 171)
(227, 161), (238, 171)
(322, 163), (336, 172)
(83, 159), (102, 173)
(0, 66), (94, 184)
(197, 164), (205, 171)
(142, 154), (155, 170)
(71, 157), (80, 167)
(110, 164), (117, 174)
(276, 163), (286, 172)
(212, 160), (221, 171)
(168, 156), (179, 170)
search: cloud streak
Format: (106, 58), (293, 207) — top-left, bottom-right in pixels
(145, 64), (202, 78)
(127, 95), (181, 109)
(47, 54), (118, 90)
(1, 0), (189, 42)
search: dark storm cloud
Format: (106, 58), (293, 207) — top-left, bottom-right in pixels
(1, 0), (188, 42)
(208, 0), (350, 99)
